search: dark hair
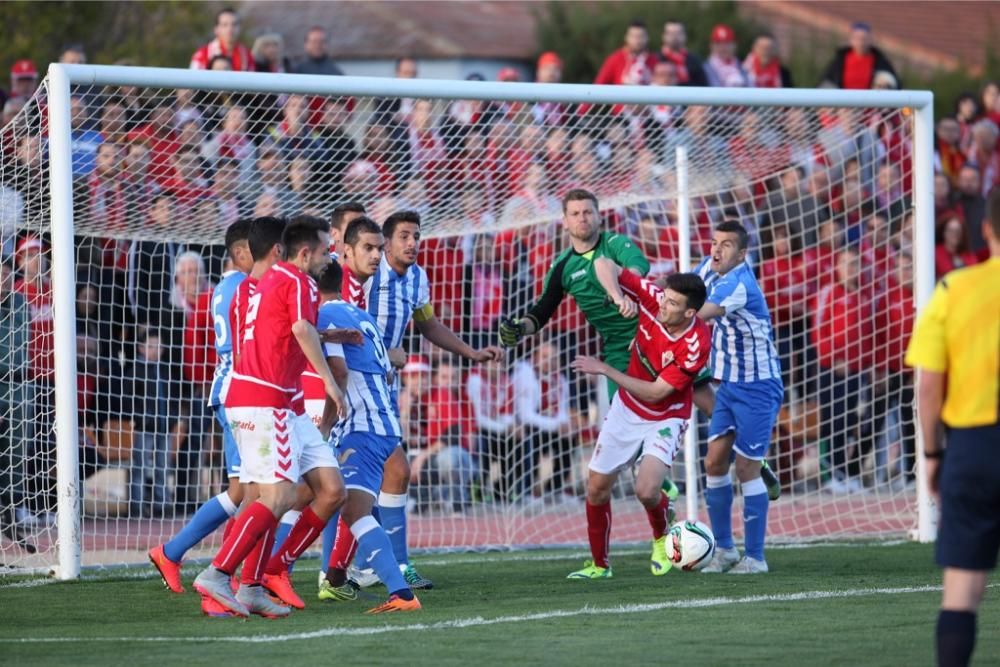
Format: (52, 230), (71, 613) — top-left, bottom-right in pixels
(344, 215), (383, 246)
(714, 220), (750, 251)
(561, 188), (599, 213)
(663, 273), (707, 312)
(224, 218), (253, 255)
(283, 216), (328, 260)
(987, 188), (1000, 241)
(330, 202), (367, 231)
(288, 213), (331, 233)
(382, 210), (421, 239)
(216, 7), (237, 24)
(628, 19), (647, 30)
(316, 261), (343, 295)
(248, 216), (286, 261)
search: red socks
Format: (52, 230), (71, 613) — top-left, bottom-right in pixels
(327, 515), (359, 572)
(645, 492), (670, 539)
(585, 501), (612, 569)
(265, 506), (327, 576)
(212, 501), (278, 577)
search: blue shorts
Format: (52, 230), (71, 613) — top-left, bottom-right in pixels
(336, 431), (401, 498)
(214, 405), (240, 478)
(936, 423), (1000, 571)
(708, 378), (783, 460)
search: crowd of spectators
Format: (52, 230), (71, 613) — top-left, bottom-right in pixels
(0, 7), (996, 525)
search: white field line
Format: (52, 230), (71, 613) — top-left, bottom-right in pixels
(1, 584), (962, 644)
(0, 539), (916, 590)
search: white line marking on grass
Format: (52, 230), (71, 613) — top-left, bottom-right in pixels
(2, 584), (966, 644)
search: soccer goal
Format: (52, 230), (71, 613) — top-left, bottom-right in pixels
(0, 64), (934, 579)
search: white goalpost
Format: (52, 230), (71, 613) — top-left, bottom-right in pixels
(0, 63), (933, 580)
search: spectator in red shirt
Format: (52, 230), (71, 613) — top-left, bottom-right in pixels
(955, 92), (980, 154)
(659, 20), (709, 86)
(13, 236), (53, 383)
(868, 251), (916, 489)
(189, 7), (254, 71)
(594, 20), (657, 86)
(465, 232), (505, 350)
(820, 22), (898, 90)
(935, 215), (980, 279)
(743, 33), (793, 88)
(811, 246), (873, 493)
(803, 218), (844, 291)
(174, 251), (216, 389)
(422, 358), (477, 512)
(531, 52), (568, 127)
(759, 222), (809, 392)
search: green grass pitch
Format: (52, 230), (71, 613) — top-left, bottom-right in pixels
(1, 542), (997, 666)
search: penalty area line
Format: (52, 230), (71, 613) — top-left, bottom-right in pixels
(2, 584), (953, 644)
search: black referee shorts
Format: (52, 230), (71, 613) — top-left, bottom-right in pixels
(935, 422), (1000, 571)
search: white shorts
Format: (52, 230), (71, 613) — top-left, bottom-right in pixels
(304, 399), (325, 431)
(229, 407), (338, 485)
(589, 394), (687, 475)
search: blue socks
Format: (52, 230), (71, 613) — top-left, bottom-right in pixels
(378, 492), (408, 566)
(352, 516), (408, 595)
(271, 510), (301, 572)
(320, 510), (339, 575)
(163, 491), (237, 563)
(705, 475), (734, 550)
(741, 477), (769, 561)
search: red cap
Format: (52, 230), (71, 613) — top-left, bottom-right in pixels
(537, 51), (562, 70)
(497, 67), (520, 82)
(16, 236), (44, 256)
(10, 59), (38, 79)
(402, 355), (432, 374)
(711, 24), (735, 44)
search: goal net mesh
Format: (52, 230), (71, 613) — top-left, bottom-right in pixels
(0, 75), (919, 573)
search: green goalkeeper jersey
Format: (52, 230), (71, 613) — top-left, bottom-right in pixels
(524, 231), (650, 368)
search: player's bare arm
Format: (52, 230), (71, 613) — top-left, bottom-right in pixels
(915, 367), (946, 502)
(387, 347), (407, 369)
(319, 356), (350, 439)
(292, 318), (345, 418)
(319, 327), (364, 345)
(571, 354), (675, 403)
(415, 314), (503, 362)
(593, 256), (637, 319)
(698, 302), (726, 321)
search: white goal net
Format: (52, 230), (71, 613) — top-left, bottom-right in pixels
(0, 66), (932, 575)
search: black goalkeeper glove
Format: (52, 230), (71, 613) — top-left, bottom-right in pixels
(498, 317), (527, 348)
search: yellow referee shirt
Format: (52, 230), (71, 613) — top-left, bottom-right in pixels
(905, 257), (1000, 427)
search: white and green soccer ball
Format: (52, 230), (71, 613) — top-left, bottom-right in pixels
(665, 520), (716, 571)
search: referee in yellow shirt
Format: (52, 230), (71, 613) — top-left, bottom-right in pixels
(906, 188), (1000, 667)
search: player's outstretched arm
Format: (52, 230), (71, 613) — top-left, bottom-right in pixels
(593, 257), (637, 319)
(319, 327), (364, 345)
(415, 315), (502, 363)
(292, 319), (345, 418)
(319, 356), (350, 439)
(698, 302), (726, 321)
(571, 355), (675, 403)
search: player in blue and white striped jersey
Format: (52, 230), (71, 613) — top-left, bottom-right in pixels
(315, 261), (421, 613)
(695, 221), (783, 575)
(356, 211), (502, 590)
(150, 219), (254, 593)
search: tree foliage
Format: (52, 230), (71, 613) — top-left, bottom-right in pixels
(0, 1), (223, 75)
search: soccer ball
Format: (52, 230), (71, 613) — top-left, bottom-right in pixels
(665, 520), (716, 571)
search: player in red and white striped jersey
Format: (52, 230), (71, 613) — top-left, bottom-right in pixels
(193, 217), (346, 619)
(567, 257), (710, 580)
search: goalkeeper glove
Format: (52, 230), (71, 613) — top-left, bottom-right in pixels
(498, 317), (527, 348)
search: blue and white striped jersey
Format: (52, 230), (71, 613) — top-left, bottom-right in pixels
(318, 299), (402, 438)
(208, 270), (246, 407)
(364, 255), (431, 351)
(696, 257), (782, 384)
